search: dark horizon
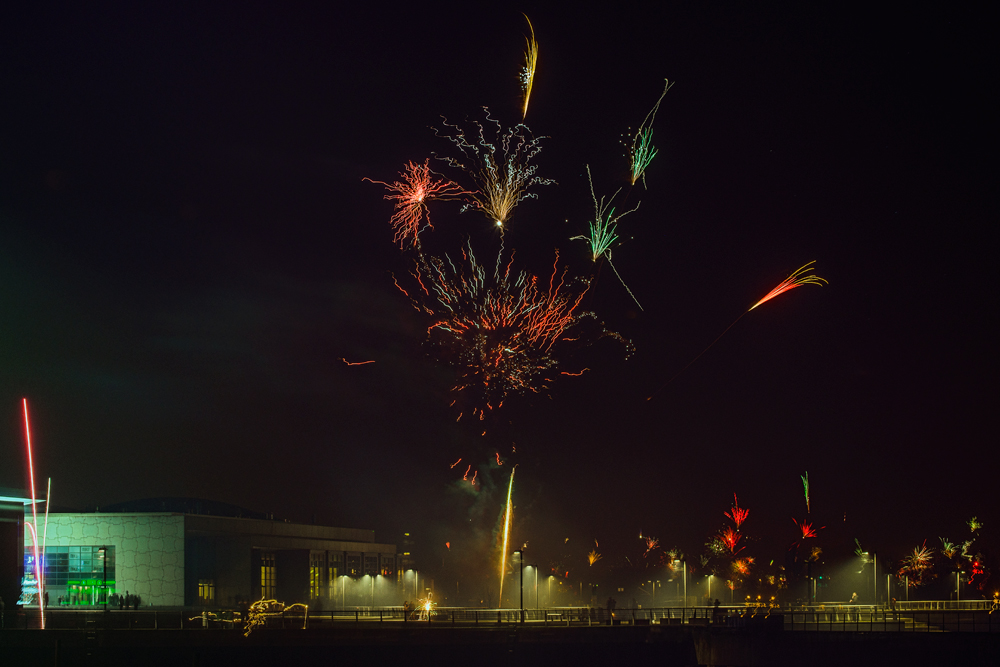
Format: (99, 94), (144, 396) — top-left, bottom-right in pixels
(1, 4), (994, 597)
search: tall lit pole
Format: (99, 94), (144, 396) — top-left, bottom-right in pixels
(514, 550), (524, 622)
(682, 561), (687, 611)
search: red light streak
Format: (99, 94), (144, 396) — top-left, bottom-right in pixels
(560, 368), (590, 376)
(462, 464), (471, 480)
(450, 458), (462, 469)
(23, 399), (45, 629)
(496, 452), (503, 465)
(341, 358), (375, 366)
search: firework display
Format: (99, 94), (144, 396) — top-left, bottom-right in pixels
(434, 110), (554, 230)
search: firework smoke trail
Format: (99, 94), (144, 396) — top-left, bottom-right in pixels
(800, 472), (810, 514)
(364, 160), (471, 248)
(498, 465), (517, 604)
(647, 261), (827, 400)
(520, 15), (538, 119)
(628, 79), (674, 188)
(570, 165), (643, 310)
(435, 109), (554, 230)
(396, 243), (631, 426)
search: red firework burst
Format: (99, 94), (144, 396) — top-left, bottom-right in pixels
(725, 494), (749, 529)
(717, 527), (744, 556)
(793, 518), (820, 540)
(365, 159), (471, 248)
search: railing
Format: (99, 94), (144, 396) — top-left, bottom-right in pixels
(783, 606), (998, 632)
(13, 604), (1000, 633)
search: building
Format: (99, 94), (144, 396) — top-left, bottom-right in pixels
(21, 499), (400, 608)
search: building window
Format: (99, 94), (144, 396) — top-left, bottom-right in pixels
(24, 546), (116, 605)
(346, 554), (361, 577)
(260, 553), (276, 599)
(381, 556), (395, 578)
(198, 579), (215, 604)
(309, 553), (325, 599)
(364, 555), (378, 577)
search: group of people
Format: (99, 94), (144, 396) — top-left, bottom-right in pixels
(109, 591), (141, 610)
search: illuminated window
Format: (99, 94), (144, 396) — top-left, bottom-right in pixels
(364, 555), (378, 577)
(346, 554), (361, 577)
(309, 553), (325, 598)
(381, 556), (395, 578)
(260, 553), (276, 598)
(198, 579), (215, 604)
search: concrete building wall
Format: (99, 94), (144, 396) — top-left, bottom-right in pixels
(27, 513), (185, 606)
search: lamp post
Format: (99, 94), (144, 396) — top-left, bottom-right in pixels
(682, 561), (687, 610)
(514, 550), (524, 622)
(531, 566), (538, 609)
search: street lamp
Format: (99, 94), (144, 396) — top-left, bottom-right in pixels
(514, 550), (524, 622)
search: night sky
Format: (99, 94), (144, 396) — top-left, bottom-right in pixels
(1, 4), (994, 588)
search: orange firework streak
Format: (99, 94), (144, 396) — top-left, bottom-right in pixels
(364, 160), (471, 248)
(648, 261), (826, 400)
(750, 261), (827, 310)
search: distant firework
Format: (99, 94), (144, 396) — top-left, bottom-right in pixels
(364, 159), (471, 248)
(793, 518), (819, 540)
(800, 472), (810, 514)
(725, 494), (749, 529)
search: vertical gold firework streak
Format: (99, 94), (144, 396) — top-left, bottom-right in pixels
(498, 465), (517, 604)
(521, 15), (538, 120)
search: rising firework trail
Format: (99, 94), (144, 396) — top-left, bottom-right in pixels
(364, 159), (471, 248)
(435, 109), (554, 230)
(571, 165), (643, 309)
(520, 15), (538, 120)
(647, 261), (827, 400)
(498, 465), (517, 604)
(801, 472), (810, 514)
